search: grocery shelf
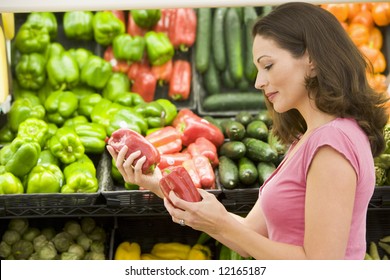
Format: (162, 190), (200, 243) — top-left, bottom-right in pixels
(0, 0), (373, 13)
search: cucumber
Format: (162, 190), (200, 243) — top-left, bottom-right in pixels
(203, 55), (221, 95)
(219, 141), (246, 160)
(225, 8), (243, 82)
(238, 157), (258, 186)
(218, 156), (239, 189)
(203, 116), (223, 133)
(243, 7), (258, 82)
(235, 111), (253, 126)
(202, 92), (266, 111)
(257, 161), (276, 185)
(224, 120), (246, 141)
(221, 68), (236, 89)
(267, 132), (287, 156)
(246, 120), (268, 141)
(254, 109), (273, 128)
(243, 137), (278, 163)
(212, 7), (228, 71)
(195, 8), (212, 73)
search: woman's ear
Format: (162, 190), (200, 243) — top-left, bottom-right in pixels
(308, 56), (317, 77)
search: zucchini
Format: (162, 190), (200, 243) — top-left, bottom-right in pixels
(246, 120), (268, 141)
(257, 161), (276, 185)
(202, 92), (266, 111)
(238, 157), (258, 186)
(212, 7), (228, 71)
(243, 137), (278, 163)
(195, 8), (212, 73)
(243, 7), (258, 82)
(225, 8), (243, 82)
(218, 155), (239, 189)
(203, 55), (221, 95)
(219, 141), (246, 160)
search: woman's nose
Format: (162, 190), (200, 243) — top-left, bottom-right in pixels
(254, 74), (267, 90)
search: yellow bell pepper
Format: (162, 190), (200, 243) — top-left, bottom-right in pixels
(114, 241), (141, 260)
(187, 244), (212, 260)
(141, 253), (180, 260)
(151, 242), (191, 260)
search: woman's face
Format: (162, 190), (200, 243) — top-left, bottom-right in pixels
(252, 35), (313, 113)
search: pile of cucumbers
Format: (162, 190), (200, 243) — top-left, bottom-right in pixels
(206, 110), (287, 190)
(195, 6), (272, 112)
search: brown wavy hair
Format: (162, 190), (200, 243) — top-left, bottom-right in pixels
(252, 2), (388, 157)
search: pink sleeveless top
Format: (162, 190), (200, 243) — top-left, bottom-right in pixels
(259, 118), (375, 259)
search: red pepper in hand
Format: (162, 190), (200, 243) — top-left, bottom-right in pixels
(172, 108), (202, 127)
(178, 117), (225, 148)
(145, 126), (182, 154)
(151, 59), (173, 86)
(107, 128), (161, 174)
(168, 59), (191, 101)
(158, 152), (192, 170)
(192, 155), (215, 189)
(182, 158), (201, 189)
(169, 8), (197, 52)
(104, 46), (130, 73)
(187, 137), (219, 167)
(131, 67), (157, 102)
(159, 166), (201, 203)
(153, 9), (174, 35)
(127, 12), (147, 36)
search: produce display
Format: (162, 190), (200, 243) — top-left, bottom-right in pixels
(0, 4), (389, 260)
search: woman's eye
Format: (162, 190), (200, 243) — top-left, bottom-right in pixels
(264, 64), (273, 70)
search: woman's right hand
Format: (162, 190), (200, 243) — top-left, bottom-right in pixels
(107, 145), (164, 198)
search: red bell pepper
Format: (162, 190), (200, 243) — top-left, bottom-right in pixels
(127, 12), (147, 36)
(172, 108), (202, 127)
(131, 71), (157, 102)
(153, 9), (174, 35)
(168, 8), (197, 52)
(159, 166), (201, 203)
(107, 128), (161, 174)
(192, 155), (215, 189)
(158, 152), (191, 170)
(177, 117), (225, 148)
(104, 46), (130, 73)
(145, 126), (182, 154)
(168, 59), (192, 101)
(187, 137), (219, 167)
(127, 59), (150, 82)
(182, 158), (201, 189)
(151, 59), (173, 86)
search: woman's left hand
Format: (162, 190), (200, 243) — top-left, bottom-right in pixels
(164, 188), (229, 235)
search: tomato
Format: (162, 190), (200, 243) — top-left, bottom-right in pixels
(360, 45), (387, 74)
(368, 27), (383, 50)
(351, 10), (374, 29)
(372, 3), (390, 26)
(348, 23), (370, 46)
(347, 3), (361, 22)
(372, 51), (387, 74)
(321, 4), (349, 22)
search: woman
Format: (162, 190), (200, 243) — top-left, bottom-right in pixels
(107, 2), (389, 259)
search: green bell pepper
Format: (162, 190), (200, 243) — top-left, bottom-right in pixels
(44, 90), (79, 126)
(47, 126), (85, 165)
(68, 48), (93, 71)
(107, 107), (148, 136)
(14, 21), (50, 54)
(114, 92), (145, 107)
(69, 84), (96, 101)
(0, 172), (24, 194)
(155, 98), (177, 126)
(37, 81), (54, 105)
(80, 55), (112, 89)
(102, 72), (130, 101)
(15, 52), (46, 90)
(66, 121), (107, 154)
(26, 12), (58, 41)
(37, 149), (60, 166)
(112, 34), (145, 62)
(63, 115), (89, 127)
(131, 9), (161, 28)
(43, 123), (58, 149)
(134, 101), (166, 129)
(0, 137), (41, 178)
(144, 31), (174, 66)
(0, 124), (15, 144)
(8, 95), (46, 133)
(45, 42), (65, 60)
(26, 164), (64, 193)
(46, 51), (80, 90)
(63, 11), (94, 41)
(92, 11), (125, 46)
(111, 157), (124, 184)
(90, 98), (122, 130)
(16, 118), (49, 148)
(12, 79), (37, 101)
(61, 154), (98, 193)
(78, 93), (103, 119)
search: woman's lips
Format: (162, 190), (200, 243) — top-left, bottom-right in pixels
(265, 91), (278, 102)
